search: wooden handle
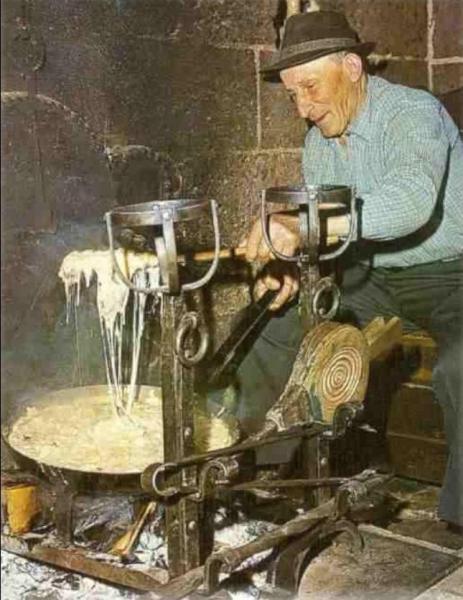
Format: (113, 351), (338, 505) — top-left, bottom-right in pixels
(287, 0), (301, 17)
(185, 246), (247, 263)
(363, 316), (403, 361)
(182, 236), (340, 264)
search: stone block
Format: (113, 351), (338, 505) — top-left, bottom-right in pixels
(318, 0), (428, 58)
(8, 0), (282, 48)
(433, 63), (463, 95)
(1, 0), (42, 90)
(433, 0), (463, 58)
(94, 0), (281, 47)
(107, 39), (257, 154)
(1, 0), (22, 24)
(203, 150), (303, 247)
(1, 1), (112, 133)
(433, 64), (463, 129)
(32, 0), (116, 42)
(371, 60), (429, 90)
(440, 88), (463, 131)
(207, 281), (251, 350)
(110, 150), (166, 207)
(37, 40), (112, 135)
(1, 100), (57, 233)
(438, 566), (463, 596)
(192, 0), (281, 47)
(260, 51), (309, 149)
(1, 97), (114, 233)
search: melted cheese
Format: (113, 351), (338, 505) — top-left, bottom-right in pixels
(8, 387), (239, 473)
(8, 250), (240, 474)
(58, 249), (159, 415)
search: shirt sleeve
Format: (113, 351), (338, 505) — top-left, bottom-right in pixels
(360, 103), (452, 240)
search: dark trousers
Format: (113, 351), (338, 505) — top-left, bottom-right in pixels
(235, 258), (463, 526)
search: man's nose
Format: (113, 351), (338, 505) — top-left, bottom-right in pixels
(295, 96), (314, 119)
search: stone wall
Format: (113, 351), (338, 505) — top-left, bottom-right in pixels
(1, 0), (462, 393)
(4, 1), (460, 237)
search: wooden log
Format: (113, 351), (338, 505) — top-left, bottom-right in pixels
(267, 322), (370, 427)
(110, 501), (157, 559)
(264, 317), (403, 429)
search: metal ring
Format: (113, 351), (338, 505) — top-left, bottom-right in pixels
(151, 462), (179, 498)
(311, 277), (340, 320)
(175, 312), (209, 367)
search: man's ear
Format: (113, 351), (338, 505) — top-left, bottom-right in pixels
(342, 53), (364, 83)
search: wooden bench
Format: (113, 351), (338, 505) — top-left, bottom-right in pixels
(386, 332), (447, 485)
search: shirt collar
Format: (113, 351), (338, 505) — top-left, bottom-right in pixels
(344, 75), (374, 141)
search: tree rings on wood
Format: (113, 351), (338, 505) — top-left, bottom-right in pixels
(267, 322), (369, 429)
(303, 322), (369, 424)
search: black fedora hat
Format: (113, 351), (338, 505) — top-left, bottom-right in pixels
(261, 11), (375, 80)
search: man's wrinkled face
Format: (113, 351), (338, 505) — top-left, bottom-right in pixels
(280, 55), (358, 138)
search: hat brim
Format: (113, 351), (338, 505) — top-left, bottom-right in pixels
(260, 42), (375, 81)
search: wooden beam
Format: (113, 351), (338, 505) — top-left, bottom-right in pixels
(363, 317), (402, 362)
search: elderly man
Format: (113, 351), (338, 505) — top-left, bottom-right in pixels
(235, 11), (463, 531)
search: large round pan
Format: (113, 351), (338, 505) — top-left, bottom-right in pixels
(2, 385), (239, 491)
(2, 386), (155, 492)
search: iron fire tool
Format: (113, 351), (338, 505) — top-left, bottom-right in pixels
(2, 185), (400, 597)
(141, 184), (365, 500)
(202, 185), (360, 427)
(107, 186), (395, 597)
(106, 196), (221, 578)
(261, 184), (358, 331)
(205, 287), (280, 388)
(251, 186), (367, 455)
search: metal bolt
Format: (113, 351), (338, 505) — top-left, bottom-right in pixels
(184, 427), (192, 439)
(320, 457), (328, 467)
(188, 520), (197, 532)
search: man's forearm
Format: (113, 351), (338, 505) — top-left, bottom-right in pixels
(327, 214), (350, 238)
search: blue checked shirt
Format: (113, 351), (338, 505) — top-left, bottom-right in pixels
(302, 76), (463, 267)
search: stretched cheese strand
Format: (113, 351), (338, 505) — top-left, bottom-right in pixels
(58, 249), (159, 415)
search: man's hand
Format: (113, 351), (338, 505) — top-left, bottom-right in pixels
(243, 213), (300, 263)
(253, 262), (299, 311)
(239, 211), (349, 311)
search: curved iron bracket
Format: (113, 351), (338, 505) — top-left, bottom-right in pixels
(191, 456), (240, 503)
(260, 190), (300, 263)
(175, 311), (209, 367)
(106, 199), (221, 295)
(319, 186), (358, 262)
(269, 518), (363, 593)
